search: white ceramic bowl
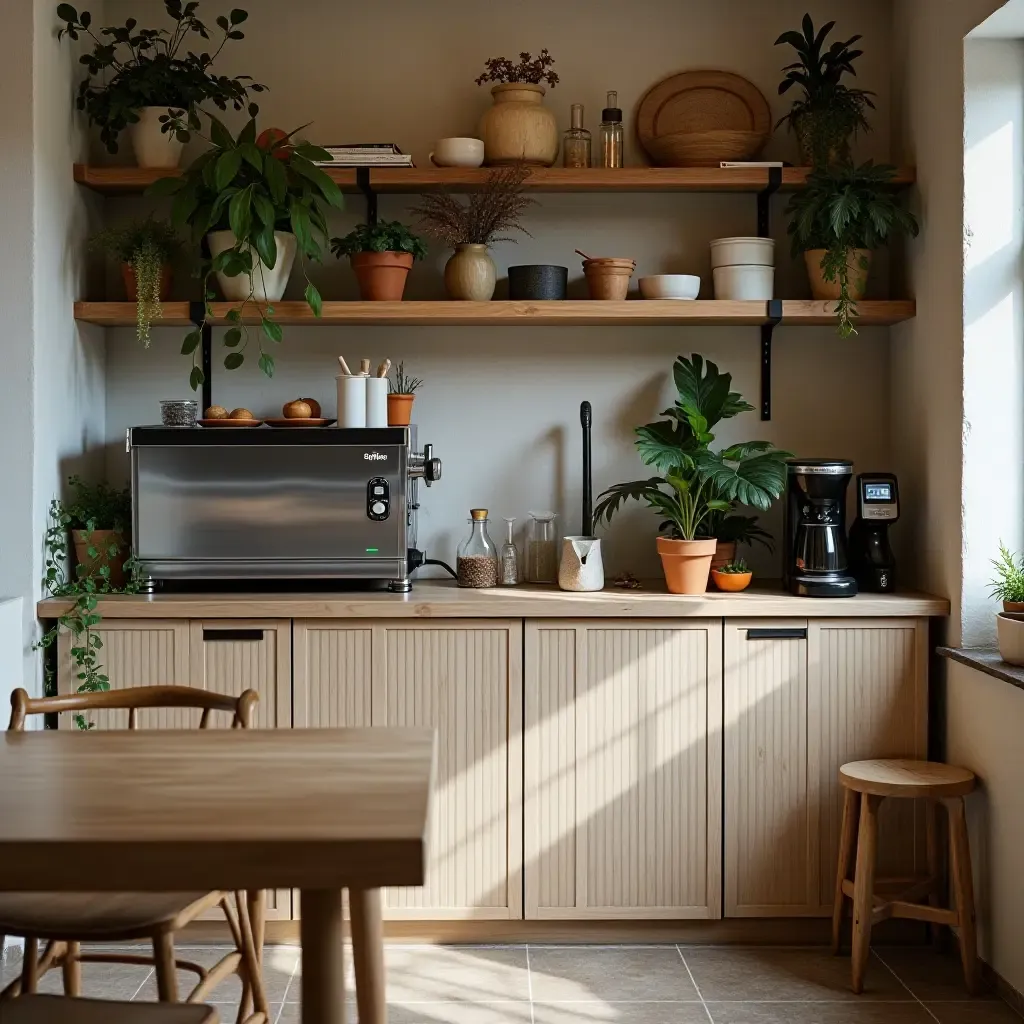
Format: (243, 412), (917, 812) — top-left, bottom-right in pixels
(713, 264), (774, 301)
(997, 612), (1024, 665)
(638, 274), (701, 300)
(429, 138), (485, 168)
(710, 236), (775, 268)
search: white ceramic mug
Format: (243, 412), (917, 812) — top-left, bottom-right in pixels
(558, 536), (604, 592)
(429, 138), (485, 168)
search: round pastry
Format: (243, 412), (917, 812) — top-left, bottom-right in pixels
(204, 405), (228, 419)
(283, 399), (313, 419)
(300, 397), (322, 418)
(228, 407), (254, 420)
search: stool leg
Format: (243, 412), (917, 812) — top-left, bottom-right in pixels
(832, 786), (860, 954)
(925, 798), (944, 948)
(946, 796), (980, 995)
(851, 792), (881, 994)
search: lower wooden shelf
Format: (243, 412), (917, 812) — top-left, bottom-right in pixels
(73, 299), (916, 328)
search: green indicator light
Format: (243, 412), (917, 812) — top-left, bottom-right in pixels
(366, 547), (379, 553)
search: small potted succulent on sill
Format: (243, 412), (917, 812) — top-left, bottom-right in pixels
(990, 542), (1024, 665)
(89, 217), (181, 346)
(56, 2), (264, 168)
(413, 165), (535, 301)
(476, 50), (559, 166)
(330, 221), (427, 301)
(711, 558), (753, 593)
(785, 160), (918, 336)
(387, 362), (422, 426)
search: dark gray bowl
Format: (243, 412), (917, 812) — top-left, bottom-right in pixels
(508, 264), (568, 300)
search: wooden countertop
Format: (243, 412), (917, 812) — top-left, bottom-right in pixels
(37, 580), (949, 620)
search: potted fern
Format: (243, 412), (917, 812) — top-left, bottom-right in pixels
(330, 221), (427, 301)
(785, 161), (918, 336)
(594, 354), (791, 595)
(990, 543), (1024, 612)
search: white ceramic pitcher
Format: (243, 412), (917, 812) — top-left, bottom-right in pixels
(558, 536), (604, 592)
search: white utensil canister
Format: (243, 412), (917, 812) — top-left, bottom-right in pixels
(558, 536), (604, 592)
(336, 374), (367, 428)
(365, 377), (388, 428)
(713, 264), (774, 300)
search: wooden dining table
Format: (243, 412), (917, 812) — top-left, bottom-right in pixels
(0, 727), (435, 1024)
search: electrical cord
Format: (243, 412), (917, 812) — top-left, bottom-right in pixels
(423, 558), (458, 579)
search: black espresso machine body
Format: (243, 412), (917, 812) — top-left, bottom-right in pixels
(783, 459), (858, 598)
(848, 472), (899, 592)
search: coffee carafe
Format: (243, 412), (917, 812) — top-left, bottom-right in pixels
(783, 460), (858, 598)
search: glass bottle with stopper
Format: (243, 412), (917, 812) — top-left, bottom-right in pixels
(563, 103), (591, 168)
(600, 90), (624, 168)
(500, 517), (520, 585)
(457, 508), (498, 588)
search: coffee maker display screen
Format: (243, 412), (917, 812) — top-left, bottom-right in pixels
(864, 483), (892, 502)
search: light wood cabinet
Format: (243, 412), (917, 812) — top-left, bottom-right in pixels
(724, 617), (928, 917)
(524, 620), (723, 920)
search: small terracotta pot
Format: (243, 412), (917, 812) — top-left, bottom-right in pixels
(387, 393), (416, 426)
(72, 529), (128, 589)
(711, 569), (753, 592)
(656, 536), (717, 595)
(121, 263), (173, 302)
(710, 540), (736, 575)
(583, 259), (636, 300)
(804, 248), (873, 301)
(1004, 601), (1024, 613)
(351, 251), (414, 301)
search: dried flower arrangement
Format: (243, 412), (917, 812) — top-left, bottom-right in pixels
(475, 50), (558, 88)
(412, 165), (536, 249)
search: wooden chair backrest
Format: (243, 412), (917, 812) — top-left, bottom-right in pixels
(8, 685), (259, 731)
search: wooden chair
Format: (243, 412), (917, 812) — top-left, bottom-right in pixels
(0, 686), (269, 1024)
(2, 994), (219, 1024)
(832, 758), (979, 995)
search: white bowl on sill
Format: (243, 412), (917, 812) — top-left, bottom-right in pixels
(997, 612), (1024, 666)
(638, 274), (701, 300)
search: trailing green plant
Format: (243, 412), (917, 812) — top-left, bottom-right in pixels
(389, 361), (423, 395)
(989, 542), (1024, 604)
(330, 221), (427, 260)
(34, 477), (143, 730)
(785, 160), (918, 337)
(775, 14), (874, 168)
(476, 50), (558, 87)
(148, 117), (343, 389)
(717, 558), (750, 575)
(593, 354), (791, 541)
(90, 217), (182, 346)
(56, 1), (264, 155)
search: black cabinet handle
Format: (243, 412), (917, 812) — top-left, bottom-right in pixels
(202, 628), (264, 642)
(746, 627), (807, 640)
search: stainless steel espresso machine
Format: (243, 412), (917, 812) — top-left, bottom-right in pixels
(128, 426), (442, 591)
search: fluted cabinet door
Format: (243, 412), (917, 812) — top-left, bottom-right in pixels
(525, 620), (723, 920)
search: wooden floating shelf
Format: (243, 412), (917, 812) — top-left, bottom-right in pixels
(74, 299), (916, 328)
(73, 164), (916, 196)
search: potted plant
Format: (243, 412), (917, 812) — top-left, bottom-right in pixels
(330, 221), (427, 301)
(709, 513), (774, 573)
(387, 362), (423, 426)
(785, 160), (919, 337)
(774, 14), (875, 168)
(594, 354), (791, 595)
(149, 117), (343, 390)
(57, 476), (134, 589)
(476, 50), (559, 166)
(412, 165), (535, 301)
(57, 2), (264, 168)
(89, 217), (181, 345)
(990, 542), (1024, 612)
(711, 558), (753, 593)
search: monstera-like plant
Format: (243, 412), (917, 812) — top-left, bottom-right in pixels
(594, 354), (791, 594)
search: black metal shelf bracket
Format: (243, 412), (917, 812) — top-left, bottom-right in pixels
(761, 299), (783, 421)
(357, 167), (378, 227)
(756, 165), (783, 238)
(189, 299), (212, 413)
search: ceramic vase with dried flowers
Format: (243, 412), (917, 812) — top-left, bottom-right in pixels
(413, 165), (536, 301)
(476, 50), (560, 166)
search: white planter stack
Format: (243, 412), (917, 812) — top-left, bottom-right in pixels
(710, 237), (774, 300)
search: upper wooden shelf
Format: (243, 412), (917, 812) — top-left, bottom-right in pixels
(73, 164), (917, 196)
(73, 299), (916, 328)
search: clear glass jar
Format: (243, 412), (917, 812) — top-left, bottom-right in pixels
(525, 511), (559, 583)
(600, 90), (624, 169)
(500, 517), (520, 586)
(457, 508), (498, 588)
(563, 103), (591, 168)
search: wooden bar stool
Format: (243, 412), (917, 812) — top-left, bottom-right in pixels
(3, 995), (218, 1023)
(832, 759), (979, 994)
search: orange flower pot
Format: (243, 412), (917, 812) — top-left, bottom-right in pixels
(710, 569), (753, 592)
(804, 248), (872, 301)
(350, 251), (414, 301)
(387, 393), (416, 426)
(121, 263), (172, 301)
(656, 537), (716, 595)
(72, 529), (128, 589)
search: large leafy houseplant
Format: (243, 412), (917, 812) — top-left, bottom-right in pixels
(785, 160), (918, 336)
(57, 1), (263, 155)
(149, 117), (343, 388)
(775, 14), (874, 168)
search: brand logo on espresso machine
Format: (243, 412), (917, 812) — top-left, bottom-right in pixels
(363, 452), (388, 461)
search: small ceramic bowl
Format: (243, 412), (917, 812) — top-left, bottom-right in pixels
(711, 569), (753, 592)
(429, 138), (485, 168)
(638, 274), (700, 300)
(997, 612), (1024, 665)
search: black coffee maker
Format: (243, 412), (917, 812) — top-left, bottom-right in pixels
(848, 472), (900, 592)
(783, 459), (858, 598)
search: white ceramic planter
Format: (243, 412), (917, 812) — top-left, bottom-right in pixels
(997, 612), (1024, 665)
(207, 230), (297, 302)
(713, 264), (774, 300)
(710, 236), (775, 268)
(130, 107), (185, 169)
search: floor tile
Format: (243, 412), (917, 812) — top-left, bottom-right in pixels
(373, 945), (530, 1004)
(36, 960), (152, 1000)
(534, 1003), (712, 1024)
(277, 1001), (530, 1024)
(705, 1003), (933, 1023)
(684, 948), (907, 1002)
(875, 948), (997, 1002)
(529, 946), (699, 1003)
(926, 1003), (1024, 1023)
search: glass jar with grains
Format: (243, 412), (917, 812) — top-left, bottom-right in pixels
(457, 508), (498, 588)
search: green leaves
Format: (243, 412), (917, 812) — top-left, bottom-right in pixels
(261, 317), (283, 342)
(214, 148), (242, 190)
(224, 352), (244, 369)
(305, 281), (322, 318)
(190, 365), (205, 391)
(258, 352), (275, 377)
(181, 329), (201, 354)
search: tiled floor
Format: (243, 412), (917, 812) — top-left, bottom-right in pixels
(2, 944), (1022, 1023)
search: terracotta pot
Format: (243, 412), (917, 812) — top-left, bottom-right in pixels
(656, 536), (717, 595)
(207, 230), (297, 302)
(129, 106), (184, 169)
(121, 263), (172, 302)
(804, 248), (873, 302)
(583, 259), (635, 300)
(72, 529), (128, 589)
(711, 569), (753, 592)
(387, 393), (416, 426)
(710, 540), (736, 575)
(1004, 601), (1024, 613)
(478, 83), (559, 167)
(351, 251), (414, 301)
(445, 244), (496, 300)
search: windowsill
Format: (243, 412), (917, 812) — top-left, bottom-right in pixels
(937, 646), (1024, 691)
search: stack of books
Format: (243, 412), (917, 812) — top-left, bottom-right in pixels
(313, 144), (414, 167)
